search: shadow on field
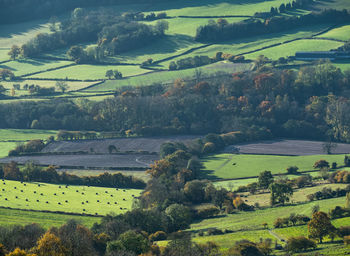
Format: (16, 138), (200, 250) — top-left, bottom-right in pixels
(143, 0), (282, 13)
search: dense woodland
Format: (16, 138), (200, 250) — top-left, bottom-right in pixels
(1, 61), (350, 142)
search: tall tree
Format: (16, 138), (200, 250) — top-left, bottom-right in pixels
(308, 211), (336, 243)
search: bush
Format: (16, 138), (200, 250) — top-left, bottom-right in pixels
(195, 206), (220, 219)
(286, 236), (316, 252)
(344, 235), (350, 245)
(149, 231), (167, 242)
(287, 166), (299, 174)
(207, 228), (224, 236)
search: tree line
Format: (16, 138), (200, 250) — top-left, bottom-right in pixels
(0, 162), (146, 189)
(1, 61), (350, 143)
(195, 9), (350, 42)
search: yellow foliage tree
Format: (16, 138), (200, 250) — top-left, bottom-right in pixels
(34, 232), (67, 256)
(5, 248), (36, 256)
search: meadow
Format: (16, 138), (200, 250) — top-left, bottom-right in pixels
(190, 197), (347, 233)
(143, 0), (292, 17)
(244, 39), (344, 60)
(29, 64), (151, 80)
(201, 154), (346, 180)
(0, 59), (73, 77)
(0, 207), (99, 229)
(85, 62), (252, 92)
(0, 80), (98, 92)
(0, 179), (142, 216)
(316, 24), (350, 41)
(201, 154), (347, 180)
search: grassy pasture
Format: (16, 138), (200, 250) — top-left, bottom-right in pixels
(0, 80), (98, 92)
(143, 0), (292, 17)
(0, 129), (56, 157)
(0, 59), (73, 77)
(190, 197), (346, 233)
(85, 62), (252, 91)
(29, 64), (150, 80)
(0, 180), (142, 216)
(0, 207), (99, 229)
(0, 142), (18, 158)
(245, 183), (348, 207)
(0, 129), (56, 142)
(0, 49), (9, 62)
(244, 39), (344, 60)
(0, 19), (51, 49)
(159, 24), (331, 68)
(201, 154), (346, 180)
(313, 0), (350, 11)
(317, 24), (350, 41)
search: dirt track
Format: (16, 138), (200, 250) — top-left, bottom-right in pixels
(225, 139), (350, 156)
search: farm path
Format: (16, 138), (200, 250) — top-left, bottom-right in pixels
(217, 155), (233, 170)
(268, 229), (285, 242)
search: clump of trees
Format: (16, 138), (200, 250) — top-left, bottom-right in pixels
(19, 8), (169, 60)
(8, 140), (46, 156)
(307, 186), (350, 201)
(274, 213), (310, 228)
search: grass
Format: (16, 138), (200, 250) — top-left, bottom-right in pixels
(317, 24), (350, 41)
(159, 24), (331, 68)
(144, 0), (293, 17)
(244, 39), (344, 60)
(0, 49), (9, 62)
(85, 62), (252, 91)
(245, 183), (348, 207)
(0, 19), (51, 49)
(201, 154), (347, 180)
(193, 230), (275, 249)
(0, 59), (73, 77)
(0, 129), (56, 157)
(0, 80), (98, 92)
(29, 64), (150, 80)
(0, 142), (18, 158)
(190, 197), (346, 233)
(0, 179), (142, 216)
(0, 129), (56, 142)
(0, 207), (99, 229)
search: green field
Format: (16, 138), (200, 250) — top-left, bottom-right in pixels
(317, 25), (350, 41)
(0, 129), (56, 157)
(85, 62), (252, 91)
(0, 49), (9, 62)
(144, 0), (292, 17)
(245, 183), (348, 207)
(0, 80), (98, 92)
(0, 142), (18, 158)
(190, 197), (347, 233)
(0, 19), (51, 49)
(0, 207), (99, 229)
(0, 129), (56, 142)
(0, 180), (142, 216)
(201, 154), (346, 180)
(59, 169), (149, 181)
(0, 59), (73, 77)
(29, 64), (150, 80)
(245, 39), (344, 60)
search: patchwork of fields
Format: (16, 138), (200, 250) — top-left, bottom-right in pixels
(0, 0), (348, 102)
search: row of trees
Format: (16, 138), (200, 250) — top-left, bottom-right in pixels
(195, 9), (350, 42)
(1, 61), (350, 141)
(0, 162), (146, 189)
